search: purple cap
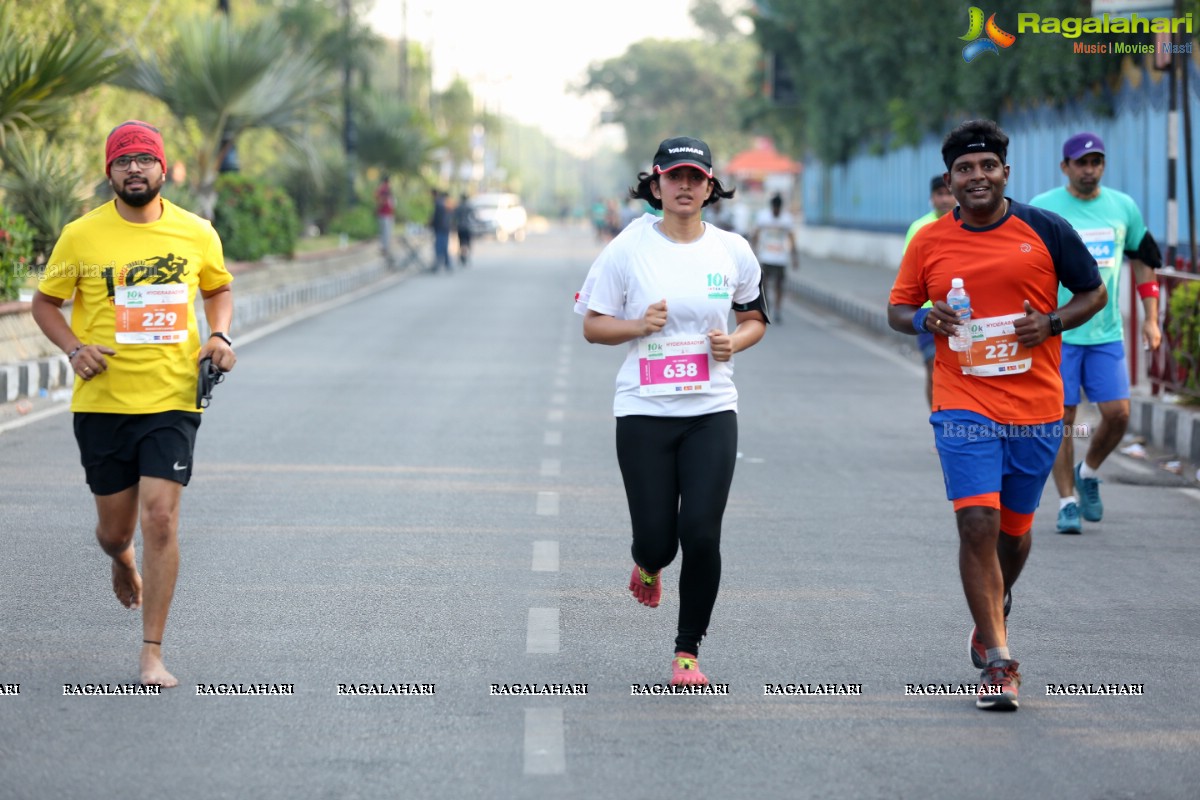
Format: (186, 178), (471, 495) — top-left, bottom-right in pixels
(1063, 132), (1105, 161)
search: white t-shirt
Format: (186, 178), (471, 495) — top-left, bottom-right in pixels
(752, 208), (795, 267)
(574, 213), (657, 315)
(585, 218), (762, 417)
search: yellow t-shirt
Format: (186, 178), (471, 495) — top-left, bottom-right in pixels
(39, 198), (233, 414)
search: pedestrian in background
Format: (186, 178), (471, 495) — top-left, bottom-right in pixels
(376, 174), (396, 266)
(30, 120), (237, 688)
(454, 193), (475, 266)
(749, 193), (798, 323)
(430, 189), (452, 272)
(582, 136), (768, 687)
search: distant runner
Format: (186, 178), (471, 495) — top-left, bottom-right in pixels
(749, 193), (797, 322)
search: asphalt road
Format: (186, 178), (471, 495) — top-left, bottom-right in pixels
(1, 225), (1198, 800)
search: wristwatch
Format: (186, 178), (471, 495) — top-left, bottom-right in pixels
(1047, 312), (1063, 337)
(210, 331), (233, 346)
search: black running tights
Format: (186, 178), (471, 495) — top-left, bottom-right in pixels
(615, 411), (738, 655)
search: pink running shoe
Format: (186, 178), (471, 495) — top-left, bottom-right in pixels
(670, 652), (709, 686)
(629, 564), (662, 608)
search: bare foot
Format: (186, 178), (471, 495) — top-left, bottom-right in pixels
(140, 645), (178, 688)
(111, 549), (142, 610)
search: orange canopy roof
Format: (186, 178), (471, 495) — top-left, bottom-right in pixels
(724, 138), (801, 176)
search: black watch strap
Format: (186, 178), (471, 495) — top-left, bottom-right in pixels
(210, 331), (233, 346)
(1047, 312), (1063, 337)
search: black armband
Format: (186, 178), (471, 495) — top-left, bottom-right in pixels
(1124, 231), (1163, 270)
(732, 291), (771, 324)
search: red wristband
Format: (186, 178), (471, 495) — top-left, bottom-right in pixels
(1137, 281), (1160, 300)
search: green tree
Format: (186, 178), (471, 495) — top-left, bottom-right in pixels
(436, 77), (477, 184)
(356, 90), (436, 178)
(750, 0), (1137, 163)
(577, 0), (757, 171)
(580, 37), (756, 172)
(0, 4), (125, 147)
(0, 133), (94, 256)
(116, 13), (337, 219)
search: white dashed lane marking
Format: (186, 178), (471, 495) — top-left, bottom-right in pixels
(525, 608), (560, 654)
(532, 541), (560, 572)
(535, 492), (559, 516)
(523, 708), (566, 775)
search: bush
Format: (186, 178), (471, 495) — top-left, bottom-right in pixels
(1168, 280), (1200, 393)
(327, 204), (378, 241)
(0, 206), (35, 301)
(212, 174), (300, 262)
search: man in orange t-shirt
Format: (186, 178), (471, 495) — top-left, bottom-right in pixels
(888, 119), (1106, 711)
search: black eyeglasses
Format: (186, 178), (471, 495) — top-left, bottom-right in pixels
(196, 357), (226, 409)
(111, 154), (159, 171)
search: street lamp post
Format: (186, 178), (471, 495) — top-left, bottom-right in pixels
(342, 0), (358, 206)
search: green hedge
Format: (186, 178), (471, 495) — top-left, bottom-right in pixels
(212, 174), (300, 262)
(0, 206), (35, 302)
(1169, 280), (1200, 394)
(327, 204), (378, 241)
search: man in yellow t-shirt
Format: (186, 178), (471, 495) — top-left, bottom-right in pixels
(32, 120), (237, 688)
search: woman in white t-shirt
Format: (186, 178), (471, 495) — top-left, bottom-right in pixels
(582, 136), (768, 686)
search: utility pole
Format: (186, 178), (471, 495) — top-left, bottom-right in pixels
(342, 0), (358, 206)
(399, 0), (409, 103)
(216, 0), (238, 173)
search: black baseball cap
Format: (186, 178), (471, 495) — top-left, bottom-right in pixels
(652, 137), (714, 178)
(930, 175), (948, 193)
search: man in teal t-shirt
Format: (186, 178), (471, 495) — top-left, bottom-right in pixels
(1029, 131), (1162, 535)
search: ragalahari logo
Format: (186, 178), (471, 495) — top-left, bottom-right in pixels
(960, 7), (1017, 62)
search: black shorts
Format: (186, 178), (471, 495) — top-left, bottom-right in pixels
(762, 263), (787, 281)
(73, 411), (202, 496)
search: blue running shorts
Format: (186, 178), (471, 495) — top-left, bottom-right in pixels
(1060, 341), (1129, 406)
(930, 409), (1062, 514)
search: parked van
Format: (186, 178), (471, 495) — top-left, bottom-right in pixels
(468, 193), (527, 242)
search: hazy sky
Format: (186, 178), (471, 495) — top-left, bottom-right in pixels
(366, 0), (703, 154)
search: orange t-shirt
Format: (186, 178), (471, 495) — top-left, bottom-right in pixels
(890, 200), (1101, 425)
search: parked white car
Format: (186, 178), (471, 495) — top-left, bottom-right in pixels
(469, 193), (527, 242)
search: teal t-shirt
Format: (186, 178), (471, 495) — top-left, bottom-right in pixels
(1028, 186), (1147, 345)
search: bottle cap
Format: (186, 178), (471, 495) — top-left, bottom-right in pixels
(951, 278), (964, 288)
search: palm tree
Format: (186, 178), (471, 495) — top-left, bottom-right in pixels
(0, 7), (125, 147)
(117, 14), (337, 219)
(356, 90), (436, 179)
(0, 133), (93, 256)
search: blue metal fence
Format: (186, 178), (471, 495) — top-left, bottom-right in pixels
(803, 59), (1199, 254)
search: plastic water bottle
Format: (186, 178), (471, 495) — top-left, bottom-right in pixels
(947, 278), (972, 352)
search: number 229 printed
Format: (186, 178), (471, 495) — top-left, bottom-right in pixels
(142, 310), (178, 328)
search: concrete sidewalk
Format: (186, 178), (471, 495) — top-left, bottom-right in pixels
(790, 225), (1200, 478)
